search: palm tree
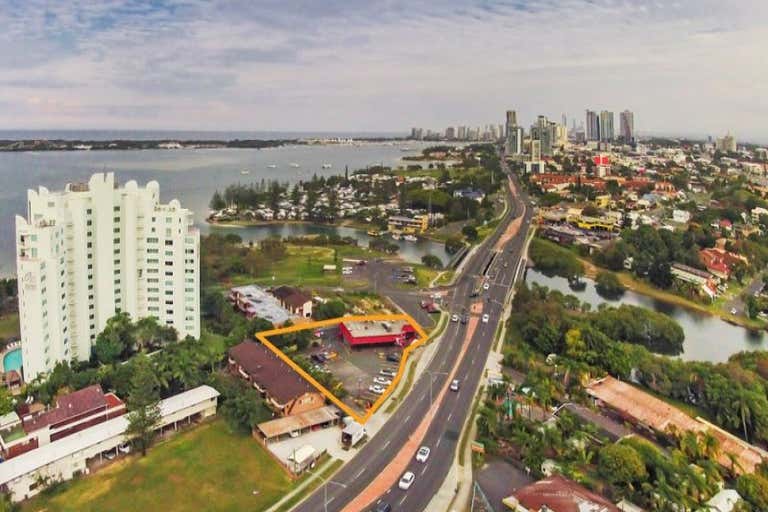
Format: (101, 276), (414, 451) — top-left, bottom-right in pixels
(737, 392), (753, 442)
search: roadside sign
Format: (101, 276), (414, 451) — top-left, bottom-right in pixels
(471, 441), (485, 454)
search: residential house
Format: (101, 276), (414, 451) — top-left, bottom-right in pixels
(502, 474), (619, 512)
(270, 286), (313, 319)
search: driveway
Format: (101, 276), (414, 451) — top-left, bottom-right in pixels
(475, 457), (535, 512)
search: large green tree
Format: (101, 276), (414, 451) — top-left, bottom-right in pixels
(125, 354), (162, 456)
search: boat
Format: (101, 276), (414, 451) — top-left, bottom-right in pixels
(367, 230), (381, 237)
(240, 170), (250, 175)
(391, 233), (401, 240)
(403, 234), (418, 242)
(290, 163), (301, 168)
(322, 163), (333, 169)
(267, 164), (277, 169)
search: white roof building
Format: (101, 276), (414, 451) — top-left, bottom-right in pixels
(0, 385), (219, 502)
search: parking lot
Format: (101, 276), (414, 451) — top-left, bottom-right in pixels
(305, 326), (404, 416)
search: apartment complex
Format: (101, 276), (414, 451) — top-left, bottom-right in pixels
(15, 173), (200, 381)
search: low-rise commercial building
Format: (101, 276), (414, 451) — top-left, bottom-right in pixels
(587, 376), (767, 475)
(339, 320), (417, 347)
(503, 474), (619, 511)
(387, 215), (428, 234)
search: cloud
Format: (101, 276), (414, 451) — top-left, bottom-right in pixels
(0, 0), (766, 140)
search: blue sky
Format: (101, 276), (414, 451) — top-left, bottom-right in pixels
(1, 0), (767, 139)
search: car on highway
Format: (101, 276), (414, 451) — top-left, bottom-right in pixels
(386, 353), (401, 363)
(450, 379), (460, 392)
(451, 314), (459, 322)
(369, 384), (385, 395)
(460, 313), (468, 324)
(373, 503), (392, 512)
(373, 376), (392, 386)
(482, 313), (489, 323)
(483, 282), (490, 290)
(398, 471), (415, 490)
(416, 446), (431, 463)
(380, 368), (397, 377)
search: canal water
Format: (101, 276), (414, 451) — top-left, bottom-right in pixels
(205, 222), (449, 265)
(0, 141), (445, 275)
(526, 268), (767, 363)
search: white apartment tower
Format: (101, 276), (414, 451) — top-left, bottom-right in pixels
(15, 173), (200, 381)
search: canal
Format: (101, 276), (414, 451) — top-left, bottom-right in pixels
(526, 268), (767, 363)
(204, 222), (450, 266)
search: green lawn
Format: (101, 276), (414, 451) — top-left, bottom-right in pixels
(22, 420), (295, 512)
(0, 313), (19, 340)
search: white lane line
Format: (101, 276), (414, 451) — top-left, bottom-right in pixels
(421, 465), (428, 475)
(398, 495), (408, 506)
(448, 412), (453, 422)
(404, 414), (411, 422)
(386, 489), (392, 494)
(355, 467), (365, 479)
(383, 440), (391, 449)
(327, 496), (335, 504)
(436, 437), (442, 447)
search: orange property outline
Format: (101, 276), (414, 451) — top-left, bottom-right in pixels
(255, 313), (429, 424)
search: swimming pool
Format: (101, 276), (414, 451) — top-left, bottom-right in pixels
(3, 348), (22, 374)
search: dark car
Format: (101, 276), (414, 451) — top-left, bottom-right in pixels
(386, 353), (401, 363)
(373, 503), (392, 512)
(460, 314), (468, 324)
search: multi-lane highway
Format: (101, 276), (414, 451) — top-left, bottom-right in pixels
(294, 151), (533, 512)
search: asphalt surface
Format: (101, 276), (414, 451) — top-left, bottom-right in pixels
(294, 151), (533, 512)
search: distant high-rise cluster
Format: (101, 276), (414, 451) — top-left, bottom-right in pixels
(409, 123), (503, 142)
(503, 110), (567, 162)
(586, 109), (635, 143)
(715, 133), (737, 153)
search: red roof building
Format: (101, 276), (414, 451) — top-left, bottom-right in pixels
(699, 247), (747, 280)
(4, 385), (125, 459)
(505, 475), (619, 512)
(340, 320), (416, 347)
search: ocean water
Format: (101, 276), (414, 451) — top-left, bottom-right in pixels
(0, 140), (437, 276)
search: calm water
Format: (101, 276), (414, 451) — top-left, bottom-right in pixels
(0, 142), (441, 275)
(526, 268), (766, 363)
(208, 223), (448, 265)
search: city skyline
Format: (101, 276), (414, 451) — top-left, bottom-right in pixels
(1, 1), (767, 139)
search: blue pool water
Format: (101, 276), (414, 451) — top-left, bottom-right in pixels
(3, 348), (22, 374)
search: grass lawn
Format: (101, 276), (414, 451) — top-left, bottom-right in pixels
(227, 244), (381, 289)
(0, 313), (19, 340)
(22, 420), (295, 512)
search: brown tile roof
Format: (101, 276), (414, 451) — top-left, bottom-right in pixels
(229, 340), (315, 405)
(512, 475), (619, 512)
(23, 385), (110, 433)
(271, 286), (311, 309)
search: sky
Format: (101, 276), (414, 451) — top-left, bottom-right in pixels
(1, 0), (767, 140)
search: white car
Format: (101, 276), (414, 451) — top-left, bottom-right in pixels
(451, 314), (459, 322)
(369, 384), (385, 395)
(118, 443), (132, 454)
(483, 282), (490, 290)
(380, 369), (397, 377)
(398, 471), (415, 490)
(373, 376), (392, 386)
(450, 379), (460, 392)
(416, 446), (431, 463)
(482, 313), (489, 323)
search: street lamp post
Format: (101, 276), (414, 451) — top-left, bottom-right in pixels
(425, 370), (449, 417)
(314, 472), (347, 512)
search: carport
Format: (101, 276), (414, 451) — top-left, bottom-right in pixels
(255, 405), (340, 444)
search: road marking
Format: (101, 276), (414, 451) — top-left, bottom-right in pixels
(383, 440), (391, 449)
(421, 465), (428, 475)
(398, 495), (408, 506)
(355, 468), (366, 479)
(386, 489), (391, 494)
(328, 496), (336, 504)
(436, 437), (442, 447)
(404, 414), (411, 422)
(448, 412), (453, 422)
